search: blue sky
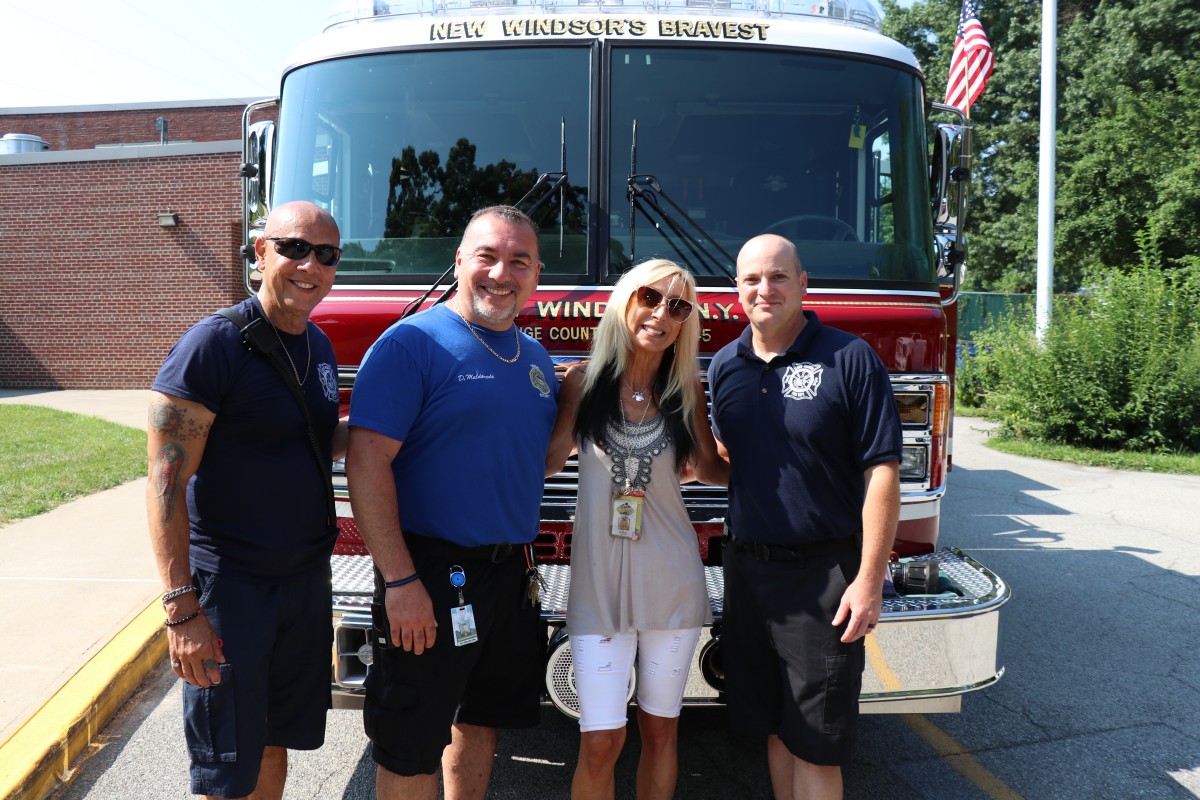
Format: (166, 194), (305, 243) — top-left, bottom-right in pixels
(0, 0), (914, 110)
(0, 0), (333, 108)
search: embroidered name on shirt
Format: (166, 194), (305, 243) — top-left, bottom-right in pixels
(781, 362), (823, 401)
(459, 371), (496, 382)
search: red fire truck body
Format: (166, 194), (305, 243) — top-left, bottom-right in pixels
(242, 0), (1008, 716)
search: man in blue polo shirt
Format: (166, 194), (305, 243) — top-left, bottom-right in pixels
(346, 206), (558, 800)
(709, 233), (901, 800)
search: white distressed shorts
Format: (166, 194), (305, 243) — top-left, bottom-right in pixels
(569, 627), (703, 732)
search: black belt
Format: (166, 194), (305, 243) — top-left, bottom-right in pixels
(732, 535), (858, 563)
(405, 532), (524, 563)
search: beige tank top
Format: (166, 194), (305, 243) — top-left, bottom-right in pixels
(565, 418), (712, 636)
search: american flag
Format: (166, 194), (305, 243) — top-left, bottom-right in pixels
(944, 0), (994, 115)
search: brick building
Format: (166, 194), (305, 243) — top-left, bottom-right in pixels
(0, 100), (264, 389)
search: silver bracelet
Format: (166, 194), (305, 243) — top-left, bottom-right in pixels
(161, 585), (196, 604)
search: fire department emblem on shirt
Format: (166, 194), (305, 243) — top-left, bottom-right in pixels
(318, 362), (338, 403)
(529, 364), (551, 398)
(781, 362), (823, 401)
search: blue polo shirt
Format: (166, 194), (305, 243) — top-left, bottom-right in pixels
(709, 310), (901, 546)
(349, 303), (558, 547)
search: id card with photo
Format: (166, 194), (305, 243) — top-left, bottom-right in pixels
(451, 604), (478, 647)
(610, 492), (644, 540)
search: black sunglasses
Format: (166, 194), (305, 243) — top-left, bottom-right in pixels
(266, 237), (342, 267)
(635, 285), (694, 323)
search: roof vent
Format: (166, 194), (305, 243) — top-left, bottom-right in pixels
(0, 133), (50, 154)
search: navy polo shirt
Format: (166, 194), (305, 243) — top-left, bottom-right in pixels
(152, 297), (342, 581)
(709, 310), (902, 546)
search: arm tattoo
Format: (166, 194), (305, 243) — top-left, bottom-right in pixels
(153, 443), (186, 524)
(149, 400), (212, 442)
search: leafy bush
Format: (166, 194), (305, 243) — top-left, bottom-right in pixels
(959, 257), (1200, 454)
(955, 296), (1031, 409)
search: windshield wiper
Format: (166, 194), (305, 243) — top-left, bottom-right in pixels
(520, 117), (569, 258)
(627, 120), (736, 285)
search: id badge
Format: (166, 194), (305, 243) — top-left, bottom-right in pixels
(610, 491), (644, 540)
(451, 604), (478, 647)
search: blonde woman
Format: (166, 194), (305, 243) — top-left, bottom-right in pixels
(546, 259), (729, 800)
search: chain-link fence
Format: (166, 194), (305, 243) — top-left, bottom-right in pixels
(958, 291), (1032, 344)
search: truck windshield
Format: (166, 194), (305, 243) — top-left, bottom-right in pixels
(274, 47), (592, 282)
(274, 43), (933, 287)
(609, 46), (934, 287)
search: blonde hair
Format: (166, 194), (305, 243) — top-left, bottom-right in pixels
(578, 259), (701, 464)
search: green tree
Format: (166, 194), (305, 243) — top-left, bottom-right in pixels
(1056, 0), (1200, 276)
(384, 137), (587, 240)
(883, 0), (1200, 292)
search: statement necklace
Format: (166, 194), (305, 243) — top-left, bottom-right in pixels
(267, 318), (310, 385)
(606, 400), (667, 494)
(452, 301), (521, 364)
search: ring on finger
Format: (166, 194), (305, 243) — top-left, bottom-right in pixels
(203, 658), (218, 671)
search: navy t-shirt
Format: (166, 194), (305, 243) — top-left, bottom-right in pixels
(709, 310), (902, 546)
(151, 297), (341, 581)
(349, 303), (558, 546)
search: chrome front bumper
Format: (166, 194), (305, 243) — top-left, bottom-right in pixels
(330, 548), (1009, 714)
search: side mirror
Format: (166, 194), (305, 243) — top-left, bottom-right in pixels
(928, 103), (972, 304)
(241, 100), (279, 294)
(930, 122), (967, 227)
(244, 119), (276, 232)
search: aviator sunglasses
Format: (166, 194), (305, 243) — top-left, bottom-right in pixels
(266, 237), (343, 267)
(635, 285), (695, 323)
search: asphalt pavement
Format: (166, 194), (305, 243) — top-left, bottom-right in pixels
(3, 391), (1200, 799)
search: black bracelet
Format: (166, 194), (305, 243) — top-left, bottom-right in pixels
(384, 573), (420, 589)
(164, 609), (202, 628)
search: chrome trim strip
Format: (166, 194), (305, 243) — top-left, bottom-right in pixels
(861, 670), (1004, 704)
(900, 486), (947, 502)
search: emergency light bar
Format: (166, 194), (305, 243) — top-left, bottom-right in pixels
(327, 0), (883, 32)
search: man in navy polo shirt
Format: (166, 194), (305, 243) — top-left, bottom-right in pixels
(147, 201), (346, 800)
(709, 233), (901, 800)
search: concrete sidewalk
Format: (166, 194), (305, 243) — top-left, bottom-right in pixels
(0, 389), (161, 800)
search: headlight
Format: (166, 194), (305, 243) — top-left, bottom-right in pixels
(894, 392), (931, 426)
(900, 444), (929, 481)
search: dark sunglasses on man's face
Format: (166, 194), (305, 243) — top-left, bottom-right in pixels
(635, 285), (694, 323)
(266, 237), (342, 267)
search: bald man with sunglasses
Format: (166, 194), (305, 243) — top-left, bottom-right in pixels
(146, 201), (348, 800)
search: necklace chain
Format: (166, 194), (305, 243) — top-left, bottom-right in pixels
(267, 318), (310, 385)
(451, 302), (521, 364)
(622, 379), (647, 403)
(619, 390), (652, 432)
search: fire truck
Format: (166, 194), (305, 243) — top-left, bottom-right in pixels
(241, 0), (1009, 716)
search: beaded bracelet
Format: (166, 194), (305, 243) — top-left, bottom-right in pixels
(164, 609), (202, 628)
(384, 573), (420, 589)
(161, 585), (196, 604)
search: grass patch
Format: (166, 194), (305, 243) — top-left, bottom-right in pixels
(957, 406), (1200, 475)
(0, 405), (147, 525)
(954, 403), (1003, 422)
(985, 436), (1200, 475)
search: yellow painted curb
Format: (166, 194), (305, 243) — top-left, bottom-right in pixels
(0, 600), (167, 800)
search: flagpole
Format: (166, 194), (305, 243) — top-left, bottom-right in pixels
(1036, 0), (1057, 341)
(963, 32), (972, 122)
